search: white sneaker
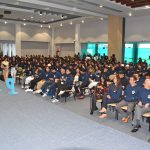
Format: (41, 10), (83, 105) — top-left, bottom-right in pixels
(58, 90), (65, 96)
(25, 85), (29, 89)
(25, 89), (33, 92)
(42, 93), (47, 98)
(52, 98), (59, 103)
(34, 89), (42, 94)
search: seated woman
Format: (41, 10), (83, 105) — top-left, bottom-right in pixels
(99, 74), (122, 119)
(116, 75), (140, 123)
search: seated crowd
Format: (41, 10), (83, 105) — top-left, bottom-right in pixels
(0, 53), (150, 133)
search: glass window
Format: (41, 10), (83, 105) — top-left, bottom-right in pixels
(86, 43), (96, 56)
(138, 43), (150, 65)
(124, 43), (134, 63)
(98, 43), (108, 56)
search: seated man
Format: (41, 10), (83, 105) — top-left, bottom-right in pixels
(57, 68), (74, 96)
(75, 68), (89, 99)
(116, 75), (140, 123)
(131, 77), (150, 132)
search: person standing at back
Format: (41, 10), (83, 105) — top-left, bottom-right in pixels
(1, 57), (9, 82)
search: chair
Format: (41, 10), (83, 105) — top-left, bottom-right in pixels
(16, 67), (24, 84)
(142, 112), (150, 132)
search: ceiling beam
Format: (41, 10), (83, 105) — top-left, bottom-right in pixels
(17, 0), (107, 17)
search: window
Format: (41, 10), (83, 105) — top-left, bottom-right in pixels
(138, 43), (150, 65)
(86, 43), (96, 56)
(124, 43), (134, 63)
(98, 43), (108, 56)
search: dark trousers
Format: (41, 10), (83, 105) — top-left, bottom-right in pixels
(29, 78), (42, 90)
(101, 95), (120, 109)
(41, 80), (54, 93)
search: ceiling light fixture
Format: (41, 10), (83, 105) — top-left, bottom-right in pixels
(60, 23), (63, 27)
(23, 23), (26, 26)
(70, 21), (73, 25)
(40, 25), (43, 28)
(4, 21), (7, 24)
(99, 5), (103, 8)
(48, 25), (51, 28)
(145, 5), (150, 9)
(31, 16), (34, 19)
(128, 12), (132, 16)
(81, 20), (84, 23)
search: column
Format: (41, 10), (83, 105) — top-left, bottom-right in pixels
(75, 24), (81, 55)
(51, 27), (55, 57)
(15, 24), (21, 57)
(108, 15), (125, 62)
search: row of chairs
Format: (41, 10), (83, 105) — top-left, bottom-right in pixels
(89, 91), (150, 132)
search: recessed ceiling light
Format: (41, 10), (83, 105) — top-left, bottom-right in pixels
(40, 25), (43, 28)
(48, 25), (51, 28)
(43, 20), (46, 23)
(23, 18), (26, 20)
(23, 23), (26, 26)
(145, 5), (150, 9)
(128, 12), (132, 16)
(99, 5), (103, 8)
(70, 21), (73, 25)
(81, 20), (84, 23)
(39, 11), (43, 16)
(31, 16), (34, 19)
(4, 21), (7, 24)
(60, 23), (63, 27)
(100, 18), (103, 20)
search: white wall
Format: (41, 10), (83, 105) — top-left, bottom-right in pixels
(21, 41), (49, 56)
(55, 43), (75, 57)
(54, 25), (75, 44)
(125, 15), (150, 42)
(0, 23), (15, 41)
(21, 25), (51, 42)
(80, 20), (108, 43)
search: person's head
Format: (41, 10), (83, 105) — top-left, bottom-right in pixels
(45, 66), (50, 72)
(76, 68), (80, 74)
(143, 78), (150, 89)
(66, 68), (71, 75)
(113, 74), (121, 85)
(60, 67), (66, 74)
(129, 75), (137, 86)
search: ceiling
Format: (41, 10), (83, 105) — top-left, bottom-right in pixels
(0, 0), (150, 27)
(111, 0), (150, 8)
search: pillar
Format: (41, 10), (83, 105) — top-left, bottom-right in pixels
(15, 24), (21, 57)
(75, 24), (81, 55)
(108, 15), (125, 62)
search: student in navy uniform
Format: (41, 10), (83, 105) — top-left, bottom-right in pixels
(77, 68), (89, 99)
(56, 68), (74, 97)
(131, 77), (150, 132)
(99, 74), (122, 118)
(33, 66), (51, 94)
(25, 66), (45, 92)
(116, 75), (140, 123)
(45, 67), (67, 101)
